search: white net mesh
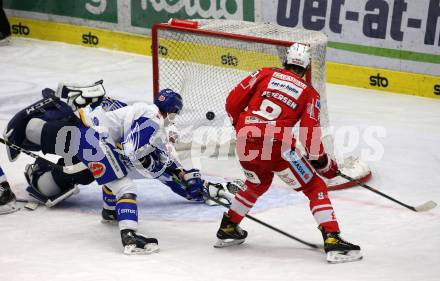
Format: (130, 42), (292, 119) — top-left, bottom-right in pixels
(154, 19), (371, 189)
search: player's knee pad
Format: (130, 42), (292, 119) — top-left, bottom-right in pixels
(116, 193), (138, 230)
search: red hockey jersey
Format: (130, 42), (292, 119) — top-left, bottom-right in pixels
(225, 67), (324, 158)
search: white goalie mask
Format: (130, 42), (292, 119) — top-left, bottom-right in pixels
(284, 43), (311, 69)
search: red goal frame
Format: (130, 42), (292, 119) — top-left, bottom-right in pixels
(151, 22), (312, 98)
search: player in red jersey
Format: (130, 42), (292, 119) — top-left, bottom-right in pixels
(214, 43), (362, 263)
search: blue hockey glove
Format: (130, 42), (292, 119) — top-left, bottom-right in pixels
(183, 169), (204, 201)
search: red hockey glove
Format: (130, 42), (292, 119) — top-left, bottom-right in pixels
(310, 154), (339, 179)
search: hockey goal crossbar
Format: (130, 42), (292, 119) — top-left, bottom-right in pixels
(151, 22), (311, 96)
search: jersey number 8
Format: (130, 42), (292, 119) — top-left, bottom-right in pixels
(252, 99), (282, 120)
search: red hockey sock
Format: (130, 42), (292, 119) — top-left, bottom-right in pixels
(227, 181), (269, 224)
(302, 176), (340, 233)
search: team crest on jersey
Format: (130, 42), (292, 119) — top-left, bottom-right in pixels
(93, 116), (99, 126)
(88, 162), (106, 178)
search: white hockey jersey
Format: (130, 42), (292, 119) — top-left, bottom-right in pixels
(78, 102), (167, 154)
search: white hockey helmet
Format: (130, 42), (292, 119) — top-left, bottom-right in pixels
(284, 43), (311, 69)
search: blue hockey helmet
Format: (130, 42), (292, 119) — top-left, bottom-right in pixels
(154, 88), (183, 114)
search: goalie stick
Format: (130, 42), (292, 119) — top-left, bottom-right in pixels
(0, 137), (88, 175)
(205, 194), (321, 249)
(337, 171), (437, 212)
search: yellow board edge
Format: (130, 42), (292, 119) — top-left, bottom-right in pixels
(8, 17), (440, 100)
(9, 17), (151, 56)
(327, 62), (440, 99)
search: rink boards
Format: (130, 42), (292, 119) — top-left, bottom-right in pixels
(8, 17), (440, 100)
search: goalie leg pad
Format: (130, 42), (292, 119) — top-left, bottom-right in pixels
(24, 158), (80, 207)
(25, 118), (46, 145)
(3, 97), (69, 161)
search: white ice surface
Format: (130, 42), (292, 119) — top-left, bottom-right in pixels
(0, 39), (439, 281)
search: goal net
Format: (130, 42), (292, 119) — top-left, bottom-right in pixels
(152, 19), (371, 190)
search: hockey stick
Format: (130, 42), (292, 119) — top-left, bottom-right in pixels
(337, 171), (437, 212)
(0, 137), (88, 175)
(206, 194), (321, 249)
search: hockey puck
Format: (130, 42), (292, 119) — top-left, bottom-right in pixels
(206, 111), (215, 120)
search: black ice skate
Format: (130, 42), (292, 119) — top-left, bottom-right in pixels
(321, 229), (362, 263)
(120, 229), (159, 255)
(214, 213), (248, 248)
(101, 208), (117, 224)
(0, 181), (18, 214)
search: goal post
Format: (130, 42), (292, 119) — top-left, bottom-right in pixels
(151, 19), (371, 190)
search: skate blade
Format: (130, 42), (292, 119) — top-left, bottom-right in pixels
(123, 243), (160, 255)
(326, 250), (362, 264)
(214, 238), (245, 248)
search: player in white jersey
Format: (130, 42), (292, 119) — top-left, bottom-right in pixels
(3, 81), (238, 254)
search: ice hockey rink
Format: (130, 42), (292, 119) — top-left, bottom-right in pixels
(0, 39), (439, 281)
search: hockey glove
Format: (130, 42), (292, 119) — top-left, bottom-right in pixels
(310, 154), (339, 179)
(56, 80), (106, 110)
(183, 169), (204, 201)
